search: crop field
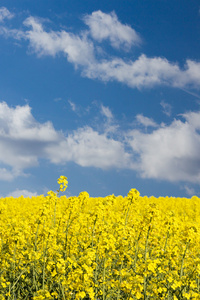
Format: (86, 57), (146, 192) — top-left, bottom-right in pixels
(0, 176), (200, 299)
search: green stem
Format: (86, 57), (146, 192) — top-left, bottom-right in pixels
(144, 222), (151, 300)
(10, 267), (27, 291)
(144, 223), (151, 261)
(116, 261), (123, 300)
(180, 239), (190, 277)
(59, 281), (66, 300)
(91, 215), (98, 248)
(34, 223), (40, 252)
(42, 240), (49, 290)
(94, 250), (99, 300)
(163, 229), (170, 254)
(134, 232), (141, 273)
(63, 211), (72, 260)
(103, 257), (106, 300)
(33, 223), (40, 292)
(125, 203), (131, 226)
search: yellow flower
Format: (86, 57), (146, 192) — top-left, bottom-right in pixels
(57, 175), (68, 192)
(127, 188), (140, 201)
(1, 176), (200, 299)
(76, 291), (86, 299)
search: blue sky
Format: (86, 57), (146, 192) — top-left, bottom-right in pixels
(0, 0), (200, 198)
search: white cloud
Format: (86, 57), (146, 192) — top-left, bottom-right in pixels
(0, 168), (20, 181)
(1, 11), (200, 90)
(183, 185), (195, 197)
(160, 100), (172, 117)
(83, 10), (141, 49)
(45, 126), (131, 169)
(85, 55), (200, 89)
(21, 18), (200, 89)
(181, 110), (200, 129)
(23, 16), (95, 66)
(0, 101), (132, 180)
(1, 101), (200, 185)
(0, 7), (14, 22)
(0, 102), (58, 143)
(99, 104), (119, 134)
(0, 26), (25, 40)
(136, 114), (158, 127)
(100, 104), (113, 119)
(128, 111), (200, 183)
(68, 100), (77, 112)
(0, 101), (63, 178)
(7, 189), (37, 198)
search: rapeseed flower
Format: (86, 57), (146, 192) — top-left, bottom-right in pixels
(0, 177), (200, 299)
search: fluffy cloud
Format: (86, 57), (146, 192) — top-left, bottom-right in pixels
(0, 26), (25, 40)
(1, 101), (200, 184)
(23, 16), (200, 89)
(0, 7), (14, 22)
(0, 101), (60, 178)
(135, 114), (158, 128)
(85, 55), (200, 89)
(1, 10), (200, 90)
(0, 168), (20, 181)
(128, 111), (200, 183)
(22, 17), (200, 89)
(83, 10), (141, 49)
(0, 101), (131, 180)
(46, 126), (131, 169)
(23, 17), (95, 66)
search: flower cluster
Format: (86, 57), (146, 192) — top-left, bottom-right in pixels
(0, 177), (200, 299)
(57, 175), (68, 192)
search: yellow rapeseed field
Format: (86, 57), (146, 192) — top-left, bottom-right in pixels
(0, 176), (200, 299)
